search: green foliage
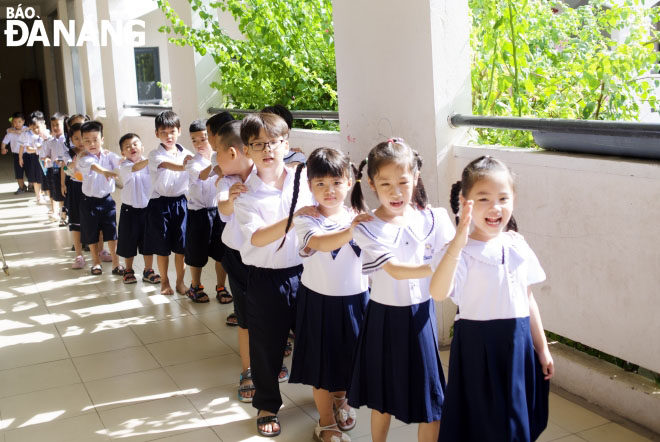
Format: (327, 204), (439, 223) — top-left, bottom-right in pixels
(156, 0), (337, 129)
(470, 0), (660, 147)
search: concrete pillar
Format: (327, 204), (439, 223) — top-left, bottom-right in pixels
(166, 0), (200, 130)
(57, 0), (77, 114)
(332, 0), (471, 344)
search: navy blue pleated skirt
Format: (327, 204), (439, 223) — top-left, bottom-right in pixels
(438, 317), (549, 442)
(289, 285), (368, 392)
(348, 299), (445, 424)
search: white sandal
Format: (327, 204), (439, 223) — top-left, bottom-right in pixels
(333, 396), (357, 431)
(313, 421), (351, 442)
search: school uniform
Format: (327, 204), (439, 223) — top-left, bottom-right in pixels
(217, 166), (257, 329)
(41, 135), (66, 201)
(63, 150), (83, 232)
(234, 166), (314, 414)
(144, 143), (191, 256)
(19, 130), (44, 184)
(437, 233), (549, 442)
(3, 130), (25, 180)
(289, 209), (369, 392)
(183, 153), (224, 267)
(77, 149), (121, 245)
(349, 207), (455, 424)
(117, 158), (151, 258)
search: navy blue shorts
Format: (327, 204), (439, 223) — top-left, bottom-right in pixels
(67, 180), (82, 232)
(79, 193), (117, 245)
(117, 204), (147, 258)
(144, 195), (187, 256)
(49, 168), (65, 202)
(43, 168), (53, 193)
(184, 207), (225, 267)
(13, 152), (25, 180)
(222, 247), (249, 328)
(24, 153), (43, 184)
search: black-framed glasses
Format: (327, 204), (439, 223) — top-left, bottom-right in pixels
(248, 138), (286, 151)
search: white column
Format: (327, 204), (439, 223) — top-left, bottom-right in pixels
(333, 0), (471, 344)
(57, 0), (77, 114)
(166, 0), (200, 129)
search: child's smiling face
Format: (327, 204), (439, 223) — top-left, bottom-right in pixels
(463, 171), (514, 241)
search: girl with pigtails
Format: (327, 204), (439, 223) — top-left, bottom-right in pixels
(430, 156), (552, 442)
(281, 147), (371, 442)
(347, 139), (455, 442)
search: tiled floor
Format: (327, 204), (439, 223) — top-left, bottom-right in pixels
(0, 156), (656, 442)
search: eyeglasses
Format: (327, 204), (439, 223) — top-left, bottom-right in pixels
(248, 138), (286, 151)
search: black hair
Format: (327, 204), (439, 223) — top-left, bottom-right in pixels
(155, 110), (181, 131)
(81, 120), (104, 137)
(67, 123), (83, 157)
(277, 147), (351, 251)
(350, 138), (428, 213)
(206, 111), (235, 136)
(261, 104), (293, 129)
(50, 112), (67, 122)
(119, 133), (141, 150)
(27, 110), (45, 126)
(240, 112), (289, 146)
(64, 114), (90, 151)
(189, 119), (207, 134)
(216, 120), (243, 152)
(11, 112), (25, 121)
(449, 155), (518, 232)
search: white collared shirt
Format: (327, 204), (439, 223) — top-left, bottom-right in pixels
(118, 157), (151, 209)
(217, 166), (257, 251)
(435, 233), (546, 321)
(294, 208), (369, 296)
(78, 149), (121, 198)
(234, 166), (314, 268)
(40, 135), (66, 167)
(3, 130), (24, 153)
(148, 143), (191, 198)
(186, 153), (218, 210)
(19, 130), (42, 154)
(353, 207), (455, 306)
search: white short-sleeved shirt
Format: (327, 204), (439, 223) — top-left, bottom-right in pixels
(353, 207), (455, 307)
(435, 233), (546, 321)
(78, 150), (121, 198)
(19, 130), (42, 154)
(234, 167), (314, 269)
(217, 166), (257, 251)
(294, 209), (369, 296)
(40, 135), (66, 167)
(148, 144), (192, 198)
(185, 153), (218, 210)
(118, 158), (151, 209)
(3, 131), (24, 153)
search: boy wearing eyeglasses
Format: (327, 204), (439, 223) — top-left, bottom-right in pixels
(233, 113), (317, 437)
(144, 110), (193, 296)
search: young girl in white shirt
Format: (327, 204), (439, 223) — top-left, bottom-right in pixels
(283, 147), (371, 442)
(430, 155), (553, 442)
(348, 139), (455, 442)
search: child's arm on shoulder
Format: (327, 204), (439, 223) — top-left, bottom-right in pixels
(198, 164), (213, 181)
(529, 288), (554, 380)
(90, 163), (118, 179)
(158, 154), (193, 172)
(131, 159), (148, 172)
(218, 182), (247, 216)
(429, 201), (473, 300)
(305, 212), (373, 253)
(250, 205), (320, 247)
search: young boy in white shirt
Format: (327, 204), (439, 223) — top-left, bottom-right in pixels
(183, 119), (228, 302)
(234, 113), (317, 437)
(116, 133), (159, 285)
(41, 113), (67, 223)
(1, 112), (28, 194)
(144, 111), (193, 296)
(19, 111), (48, 203)
(77, 121), (123, 275)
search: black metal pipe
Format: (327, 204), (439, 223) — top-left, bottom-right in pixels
(450, 114), (660, 138)
(207, 107), (339, 121)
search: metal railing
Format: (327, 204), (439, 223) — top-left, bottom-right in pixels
(207, 107), (339, 121)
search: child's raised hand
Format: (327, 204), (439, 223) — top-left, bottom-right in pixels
(350, 212), (374, 229)
(294, 205), (320, 218)
(228, 182), (248, 202)
(453, 200), (473, 250)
